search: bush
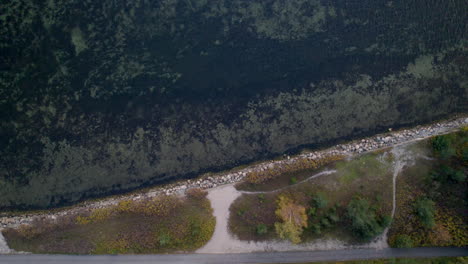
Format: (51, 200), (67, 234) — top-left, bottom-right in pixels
(320, 218), (331, 228)
(290, 177), (298, 185)
(431, 135), (456, 159)
(313, 193), (328, 209)
(347, 197), (390, 241)
(257, 194), (265, 203)
(158, 233), (171, 246)
(256, 224), (268, 235)
(307, 207), (316, 216)
(414, 197), (436, 229)
(310, 223), (321, 235)
(393, 234), (414, 248)
(327, 212), (340, 223)
(451, 170), (466, 183)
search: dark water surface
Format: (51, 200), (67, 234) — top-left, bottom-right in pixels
(0, 0), (467, 209)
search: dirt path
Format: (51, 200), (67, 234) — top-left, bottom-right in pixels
(239, 169), (337, 195)
(0, 230), (12, 254)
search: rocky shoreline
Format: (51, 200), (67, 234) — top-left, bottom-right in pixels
(1, 115), (467, 230)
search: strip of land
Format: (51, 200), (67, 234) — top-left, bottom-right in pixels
(1, 116), (466, 229)
(0, 115), (467, 255)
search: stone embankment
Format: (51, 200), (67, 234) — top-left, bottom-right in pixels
(1, 116), (467, 229)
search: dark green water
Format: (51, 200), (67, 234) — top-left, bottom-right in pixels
(0, 0), (467, 209)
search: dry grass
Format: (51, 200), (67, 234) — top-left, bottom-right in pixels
(388, 131), (468, 248)
(3, 192), (215, 254)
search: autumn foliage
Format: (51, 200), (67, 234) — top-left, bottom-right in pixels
(274, 195), (308, 244)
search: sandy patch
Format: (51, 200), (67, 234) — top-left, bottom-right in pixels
(0, 230), (12, 254)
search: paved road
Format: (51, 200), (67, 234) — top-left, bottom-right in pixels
(0, 248), (466, 264)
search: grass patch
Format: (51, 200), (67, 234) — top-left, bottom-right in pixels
(2, 190), (215, 254)
(229, 150), (393, 243)
(336, 153), (391, 184)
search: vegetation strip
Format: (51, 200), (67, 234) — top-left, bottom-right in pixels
(2, 189), (215, 254)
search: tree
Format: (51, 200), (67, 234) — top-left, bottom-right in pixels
(346, 197), (390, 241)
(414, 197), (436, 229)
(274, 195), (307, 244)
(275, 221), (303, 244)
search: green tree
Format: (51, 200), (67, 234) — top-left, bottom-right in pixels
(414, 197), (436, 229)
(347, 197), (390, 241)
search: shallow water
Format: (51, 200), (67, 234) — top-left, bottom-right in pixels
(0, 0), (466, 209)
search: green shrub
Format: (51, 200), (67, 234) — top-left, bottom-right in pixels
(347, 197), (390, 241)
(428, 165), (466, 184)
(451, 170), (466, 182)
(310, 223), (321, 235)
(313, 193), (328, 209)
(237, 209), (246, 216)
(158, 233), (171, 246)
(257, 194), (265, 203)
(462, 148), (468, 163)
(414, 197), (436, 229)
(320, 218), (331, 228)
(307, 207), (316, 216)
(327, 212), (340, 223)
(290, 177), (298, 185)
(393, 234), (414, 248)
(256, 224), (268, 235)
(431, 135), (456, 159)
